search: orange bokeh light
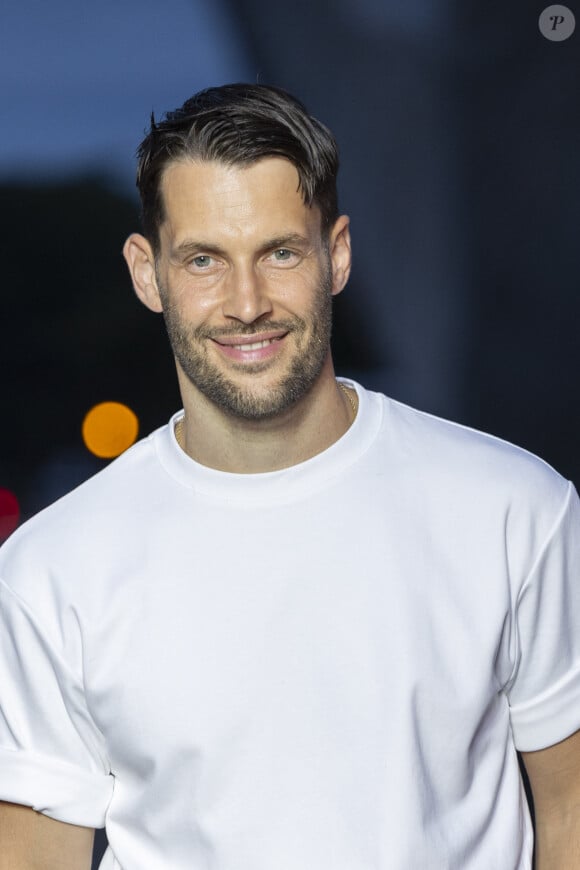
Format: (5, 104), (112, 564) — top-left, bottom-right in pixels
(82, 402), (139, 459)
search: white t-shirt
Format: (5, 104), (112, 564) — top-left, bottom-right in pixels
(1, 381), (579, 869)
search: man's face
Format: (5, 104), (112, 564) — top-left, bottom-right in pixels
(149, 157), (348, 421)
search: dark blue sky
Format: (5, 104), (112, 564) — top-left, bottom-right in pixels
(1, 0), (254, 191)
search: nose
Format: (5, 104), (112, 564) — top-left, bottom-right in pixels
(221, 264), (273, 324)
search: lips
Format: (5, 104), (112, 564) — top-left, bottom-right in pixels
(212, 329), (288, 347)
(211, 331), (288, 363)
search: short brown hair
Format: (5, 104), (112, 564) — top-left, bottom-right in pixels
(135, 83), (340, 254)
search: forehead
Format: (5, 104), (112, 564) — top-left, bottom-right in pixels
(158, 157), (321, 245)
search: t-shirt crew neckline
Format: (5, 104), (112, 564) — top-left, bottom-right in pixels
(153, 379), (383, 506)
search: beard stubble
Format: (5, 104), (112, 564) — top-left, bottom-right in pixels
(158, 261), (334, 421)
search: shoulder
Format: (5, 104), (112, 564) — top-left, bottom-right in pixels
(371, 390), (571, 516)
(0, 424), (168, 601)
(19, 427), (160, 524)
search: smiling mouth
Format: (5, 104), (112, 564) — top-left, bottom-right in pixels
(213, 330), (288, 348)
(211, 331), (289, 363)
(231, 338), (281, 351)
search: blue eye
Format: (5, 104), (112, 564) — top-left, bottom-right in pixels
(192, 255), (212, 268)
(273, 249), (292, 261)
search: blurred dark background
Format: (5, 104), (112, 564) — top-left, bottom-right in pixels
(0, 3), (578, 864)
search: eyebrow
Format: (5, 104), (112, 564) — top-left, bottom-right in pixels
(171, 240), (226, 260)
(171, 233), (313, 260)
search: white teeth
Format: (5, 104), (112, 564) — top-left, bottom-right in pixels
(234, 339), (275, 351)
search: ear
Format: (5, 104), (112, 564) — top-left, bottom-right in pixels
(122, 233), (163, 313)
(328, 215), (351, 297)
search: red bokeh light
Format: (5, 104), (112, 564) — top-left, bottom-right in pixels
(0, 488), (20, 542)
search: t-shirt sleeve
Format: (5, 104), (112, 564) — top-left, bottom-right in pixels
(0, 578), (114, 827)
(508, 481), (580, 752)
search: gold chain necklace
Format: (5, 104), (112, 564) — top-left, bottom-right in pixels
(338, 382), (357, 420)
(175, 416), (184, 448)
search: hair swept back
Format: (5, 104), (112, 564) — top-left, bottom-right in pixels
(135, 83), (340, 253)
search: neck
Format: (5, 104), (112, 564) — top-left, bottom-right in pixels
(175, 362), (356, 473)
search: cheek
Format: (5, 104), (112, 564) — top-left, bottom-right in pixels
(192, 294), (220, 317)
(270, 269), (325, 308)
(164, 273), (222, 318)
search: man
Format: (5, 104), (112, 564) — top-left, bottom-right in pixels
(0, 84), (579, 870)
